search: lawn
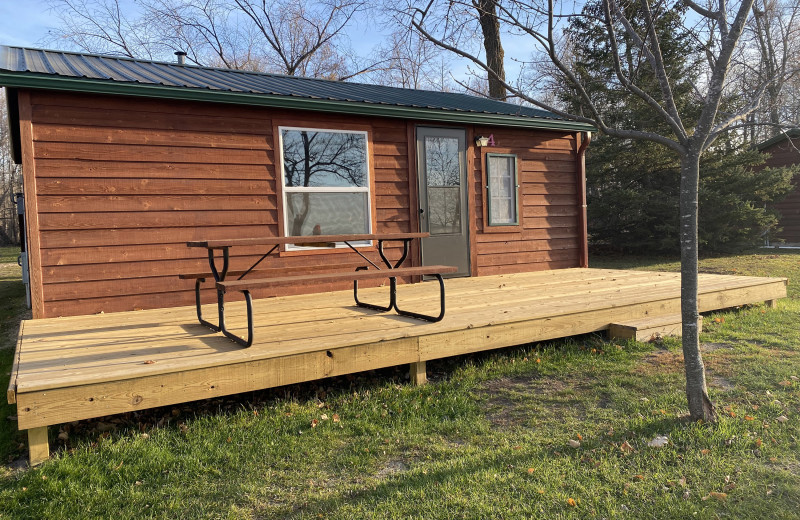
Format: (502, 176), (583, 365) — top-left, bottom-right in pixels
(0, 250), (798, 519)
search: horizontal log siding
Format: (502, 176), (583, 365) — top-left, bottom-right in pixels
(29, 91), (413, 317)
(762, 138), (800, 243)
(472, 127), (581, 275)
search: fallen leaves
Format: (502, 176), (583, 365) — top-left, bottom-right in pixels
(568, 439), (581, 448)
(776, 415), (789, 423)
(702, 492), (727, 501)
(620, 441), (634, 454)
(567, 498), (577, 507)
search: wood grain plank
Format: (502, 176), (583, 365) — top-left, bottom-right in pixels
(37, 178), (274, 195)
(39, 210), (277, 230)
(38, 195), (277, 213)
(40, 225), (281, 248)
(34, 142), (271, 165)
(33, 124), (271, 151)
(36, 159), (271, 179)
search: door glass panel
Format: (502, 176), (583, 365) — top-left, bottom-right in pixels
(425, 136), (462, 235)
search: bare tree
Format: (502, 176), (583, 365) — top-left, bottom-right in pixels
(366, 30), (457, 90)
(474, 0), (507, 99)
(0, 89), (23, 246)
(737, 0), (800, 141)
(44, 0), (164, 58)
(232, 0), (365, 78)
(45, 0), (375, 78)
(385, 0), (507, 96)
(412, 0), (795, 422)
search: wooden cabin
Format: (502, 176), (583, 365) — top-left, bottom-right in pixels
(4, 47), (793, 466)
(0, 45), (593, 319)
(758, 129), (800, 245)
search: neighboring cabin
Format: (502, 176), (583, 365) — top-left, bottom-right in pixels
(758, 129), (800, 246)
(0, 46), (593, 319)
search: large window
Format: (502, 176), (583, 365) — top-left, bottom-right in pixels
(486, 153), (519, 226)
(279, 127), (371, 246)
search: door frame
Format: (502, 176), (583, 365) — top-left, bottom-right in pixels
(414, 125), (473, 276)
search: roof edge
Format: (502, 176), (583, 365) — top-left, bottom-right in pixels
(756, 128), (800, 151)
(0, 71), (595, 132)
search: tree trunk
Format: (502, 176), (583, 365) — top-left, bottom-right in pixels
(475, 0), (506, 100)
(679, 152), (716, 422)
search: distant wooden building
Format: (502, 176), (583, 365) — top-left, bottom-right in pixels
(758, 129), (800, 245)
(0, 45), (593, 319)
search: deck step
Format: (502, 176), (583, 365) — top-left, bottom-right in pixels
(608, 314), (703, 341)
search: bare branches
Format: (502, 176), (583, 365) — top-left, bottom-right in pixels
(44, 0), (161, 58)
(44, 0), (380, 78)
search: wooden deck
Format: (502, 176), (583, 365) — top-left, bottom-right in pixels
(8, 268), (788, 463)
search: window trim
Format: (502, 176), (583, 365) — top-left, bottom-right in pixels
(277, 125), (373, 251)
(484, 152), (521, 229)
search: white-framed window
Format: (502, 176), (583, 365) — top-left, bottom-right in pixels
(486, 153), (519, 226)
(278, 126), (372, 249)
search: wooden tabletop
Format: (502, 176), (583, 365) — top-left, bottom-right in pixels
(188, 232), (429, 249)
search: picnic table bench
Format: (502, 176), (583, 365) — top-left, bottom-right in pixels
(184, 233), (457, 347)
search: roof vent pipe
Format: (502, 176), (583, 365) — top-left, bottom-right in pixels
(174, 51), (186, 65)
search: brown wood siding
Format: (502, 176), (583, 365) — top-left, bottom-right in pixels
(471, 127), (581, 275)
(27, 91), (414, 317)
(762, 137), (800, 243)
(24, 91), (584, 318)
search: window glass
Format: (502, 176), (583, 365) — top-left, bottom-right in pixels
(487, 154), (518, 226)
(425, 136), (462, 234)
(282, 129), (368, 188)
(285, 192), (369, 236)
(280, 128), (371, 243)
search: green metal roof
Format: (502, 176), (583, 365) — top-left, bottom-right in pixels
(756, 129), (800, 151)
(0, 45), (593, 132)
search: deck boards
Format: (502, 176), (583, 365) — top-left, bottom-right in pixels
(9, 269), (787, 431)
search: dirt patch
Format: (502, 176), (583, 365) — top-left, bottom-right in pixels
(635, 344), (736, 377)
(479, 375), (590, 428)
(375, 459), (408, 479)
(635, 349), (684, 375)
(702, 342), (735, 352)
(765, 461), (800, 476)
(708, 375), (735, 391)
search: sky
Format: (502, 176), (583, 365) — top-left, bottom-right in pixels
(0, 0), (59, 47)
(0, 0), (392, 55)
(0, 0), (526, 87)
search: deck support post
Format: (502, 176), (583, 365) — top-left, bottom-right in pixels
(766, 299), (778, 308)
(410, 361), (427, 385)
(28, 427), (49, 466)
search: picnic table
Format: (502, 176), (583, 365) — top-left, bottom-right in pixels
(184, 233), (457, 347)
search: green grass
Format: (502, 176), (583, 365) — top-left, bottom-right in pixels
(0, 251), (799, 519)
(0, 247), (20, 264)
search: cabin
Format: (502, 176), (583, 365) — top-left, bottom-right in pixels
(0, 46), (593, 319)
(758, 129), (800, 246)
(2, 46), (788, 465)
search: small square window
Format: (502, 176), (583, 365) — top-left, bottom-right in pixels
(486, 154), (519, 226)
